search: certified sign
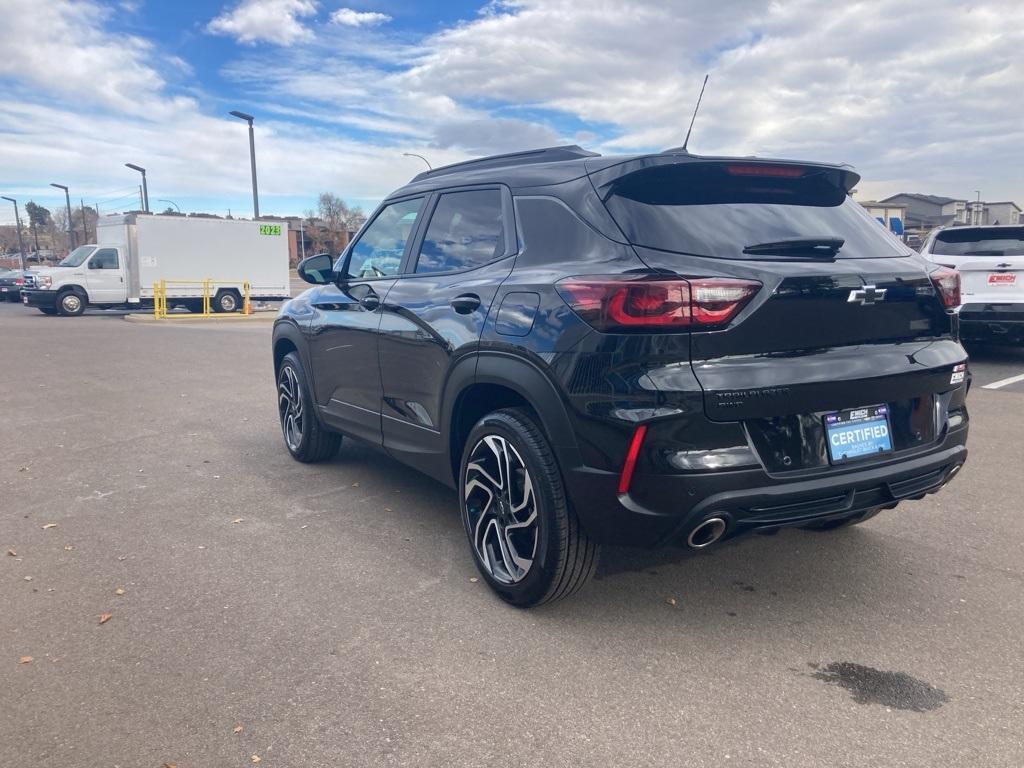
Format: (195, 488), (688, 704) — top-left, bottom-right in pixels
(988, 273), (1016, 285)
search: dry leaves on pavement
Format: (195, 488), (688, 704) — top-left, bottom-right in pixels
(19, 656), (33, 664)
(98, 613), (113, 625)
(41, 523), (57, 530)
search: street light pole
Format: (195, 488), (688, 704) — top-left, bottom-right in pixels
(125, 163), (149, 213)
(1, 196), (27, 270)
(50, 183), (74, 251)
(402, 152), (432, 170)
(229, 111), (260, 219)
(156, 199), (181, 213)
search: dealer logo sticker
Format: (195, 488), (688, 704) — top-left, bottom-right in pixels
(950, 363), (966, 385)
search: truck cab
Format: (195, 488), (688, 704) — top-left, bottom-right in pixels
(22, 244), (127, 315)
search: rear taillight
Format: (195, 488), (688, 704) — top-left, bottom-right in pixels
(930, 266), (961, 308)
(556, 277), (760, 331)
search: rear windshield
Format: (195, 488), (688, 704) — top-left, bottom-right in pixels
(931, 227), (1024, 256)
(601, 163), (910, 260)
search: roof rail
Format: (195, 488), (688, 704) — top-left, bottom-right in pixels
(412, 145), (599, 182)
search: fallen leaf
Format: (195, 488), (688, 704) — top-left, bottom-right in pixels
(351, 482), (359, 487)
(6, 549), (15, 557)
(64, 545), (74, 551)
(99, 613), (113, 625)
(251, 755), (262, 764)
(23, 576), (32, 582)
(233, 725), (244, 734)
(384, 507), (393, 513)
(163, 763), (178, 768)
(19, 656), (33, 664)
(231, 518), (244, 524)
(665, 597), (677, 606)
(114, 587), (126, 596)
(41, 523), (57, 530)
(469, 577), (479, 583)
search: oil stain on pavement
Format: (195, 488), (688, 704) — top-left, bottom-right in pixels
(808, 662), (949, 712)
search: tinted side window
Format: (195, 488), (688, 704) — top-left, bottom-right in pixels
(416, 189), (505, 274)
(346, 198), (423, 279)
(91, 248), (119, 269)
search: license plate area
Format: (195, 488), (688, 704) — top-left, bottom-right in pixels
(988, 273), (1016, 286)
(824, 405), (893, 464)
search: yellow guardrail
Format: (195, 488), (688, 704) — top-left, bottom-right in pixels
(153, 279), (252, 319)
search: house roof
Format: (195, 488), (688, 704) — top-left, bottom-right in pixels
(877, 193), (964, 206)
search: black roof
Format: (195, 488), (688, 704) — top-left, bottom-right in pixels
(388, 145), (859, 200)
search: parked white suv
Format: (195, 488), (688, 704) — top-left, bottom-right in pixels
(920, 225), (1024, 344)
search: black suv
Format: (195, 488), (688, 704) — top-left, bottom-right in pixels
(273, 146), (969, 607)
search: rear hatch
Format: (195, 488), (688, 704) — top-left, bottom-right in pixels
(591, 157), (965, 470)
(928, 226), (1024, 304)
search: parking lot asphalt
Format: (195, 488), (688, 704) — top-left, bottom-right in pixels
(2, 300), (1022, 768)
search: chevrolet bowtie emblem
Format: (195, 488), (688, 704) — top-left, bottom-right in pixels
(848, 285), (887, 305)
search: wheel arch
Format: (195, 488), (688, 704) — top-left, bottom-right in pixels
(443, 352), (582, 487)
(272, 321), (307, 377)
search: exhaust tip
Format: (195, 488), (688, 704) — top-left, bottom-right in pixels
(687, 517), (728, 549)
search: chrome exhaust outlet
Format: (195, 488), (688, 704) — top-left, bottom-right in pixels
(687, 517), (728, 549)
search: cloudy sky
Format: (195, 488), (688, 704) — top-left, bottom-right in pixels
(0, 0), (1021, 223)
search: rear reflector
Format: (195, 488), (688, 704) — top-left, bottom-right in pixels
(725, 164), (806, 178)
(617, 424), (648, 495)
(556, 277), (760, 332)
(929, 266), (961, 308)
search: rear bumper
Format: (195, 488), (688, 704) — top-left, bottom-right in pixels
(22, 289), (58, 309)
(564, 424), (968, 547)
(959, 303), (1024, 340)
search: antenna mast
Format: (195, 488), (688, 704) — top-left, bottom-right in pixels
(681, 74), (709, 152)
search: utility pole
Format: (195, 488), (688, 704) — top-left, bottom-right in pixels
(299, 218), (306, 260)
(1, 197), (27, 271)
(80, 198), (88, 242)
(125, 164), (149, 212)
(50, 183), (74, 251)
(229, 111), (260, 219)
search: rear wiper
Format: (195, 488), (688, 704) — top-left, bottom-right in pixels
(963, 249), (1005, 256)
(742, 237), (844, 258)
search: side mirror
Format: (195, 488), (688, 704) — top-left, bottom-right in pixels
(297, 253), (336, 285)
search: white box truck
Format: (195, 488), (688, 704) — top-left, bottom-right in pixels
(22, 214), (290, 316)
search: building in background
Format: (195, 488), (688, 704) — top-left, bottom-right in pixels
(860, 200), (908, 237)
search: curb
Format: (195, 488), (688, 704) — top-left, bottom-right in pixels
(122, 311), (277, 324)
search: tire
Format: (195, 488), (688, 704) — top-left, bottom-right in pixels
(38, 307), (58, 315)
(801, 507), (881, 531)
(277, 352), (341, 463)
(459, 408), (599, 607)
(213, 289), (241, 313)
(57, 289), (86, 316)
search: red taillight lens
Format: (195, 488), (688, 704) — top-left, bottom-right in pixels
(556, 277), (760, 331)
(930, 266), (961, 309)
(725, 164), (806, 178)
(15, 277), (23, 286)
(617, 424), (648, 495)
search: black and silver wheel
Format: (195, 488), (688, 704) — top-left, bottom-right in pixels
(460, 408), (598, 607)
(277, 352), (341, 462)
(57, 290), (85, 316)
(213, 289), (241, 313)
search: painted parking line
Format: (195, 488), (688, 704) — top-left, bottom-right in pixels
(981, 371), (1024, 390)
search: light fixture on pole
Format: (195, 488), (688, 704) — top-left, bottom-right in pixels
(156, 199), (181, 213)
(229, 110), (260, 219)
(49, 183), (75, 250)
(402, 152), (432, 170)
(125, 163), (150, 213)
(1, 196), (27, 270)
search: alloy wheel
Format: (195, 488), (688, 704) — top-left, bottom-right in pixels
(278, 365), (304, 451)
(464, 434), (539, 584)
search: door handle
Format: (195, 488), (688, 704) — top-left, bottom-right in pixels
(450, 293), (481, 314)
(359, 293), (380, 311)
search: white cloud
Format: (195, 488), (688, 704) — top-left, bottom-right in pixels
(1, 0), (1022, 214)
(330, 8), (392, 27)
(208, 0), (318, 46)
